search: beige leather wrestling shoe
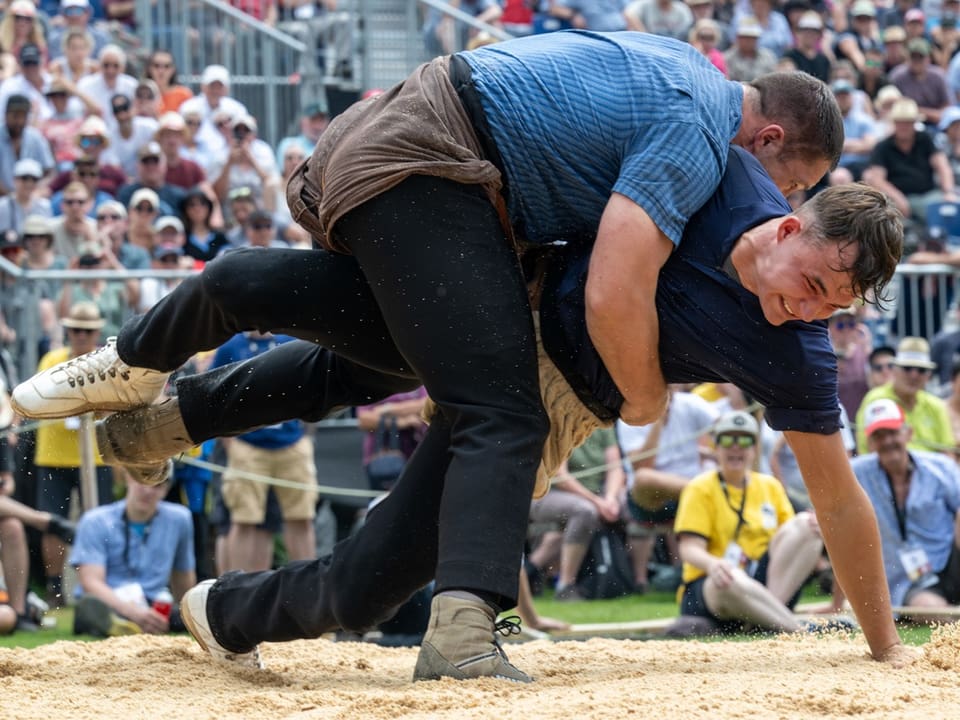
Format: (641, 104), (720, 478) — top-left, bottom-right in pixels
(412, 595), (532, 683)
(181, 580), (263, 670)
(12, 337), (169, 419)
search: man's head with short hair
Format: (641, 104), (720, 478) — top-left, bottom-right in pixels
(98, 44), (126, 79)
(5, 94), (30, 137)
(62, 180), (91, 219)
(863, 398), (912, 464)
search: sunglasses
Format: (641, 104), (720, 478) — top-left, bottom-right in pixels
(112, 103), (130, 113)
(63, 198), (87, 206)
(77, 170), (98, 178)
(871, 361), (895, 372)
(79, 136), (103, 147)
(716, 434), (756, 448)
(15, 175), (38, 182)
(140, 156), (161, 165)
(97, 214), (122, 221)
(832, 319), (856, 330)
(158, 255), (180, 263)
(133, 204), (156, 213)
(251, 223), (273, 230)
(23, 233), (51, 241)
(901, 366), (931, 375)
(66, 327), (97, 334)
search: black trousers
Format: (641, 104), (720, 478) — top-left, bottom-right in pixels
(116, 176), (549, 651)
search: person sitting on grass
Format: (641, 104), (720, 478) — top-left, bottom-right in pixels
(670, 410), (825, 636)
(70, 463), (196, 637)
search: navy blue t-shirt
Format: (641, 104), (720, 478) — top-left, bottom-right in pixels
(540, 146), (841, 434)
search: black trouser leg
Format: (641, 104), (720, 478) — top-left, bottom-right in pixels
(208, 413), (455, 649)
(176, 340), (421, 443)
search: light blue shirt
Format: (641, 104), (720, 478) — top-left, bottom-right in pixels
(463, 30), (742, 247)
(69, 500), (195, 601)
(0, 125), (55, 191)
(840, 110), (878, 168)
(851, 451), (960, 606)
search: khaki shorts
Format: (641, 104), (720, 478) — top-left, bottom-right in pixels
(222, 436), (319, 524)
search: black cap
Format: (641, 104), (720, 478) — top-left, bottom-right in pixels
(5, 94), (30, 112)
(19, 43), (41, 65)
(0, 229), (22, 250)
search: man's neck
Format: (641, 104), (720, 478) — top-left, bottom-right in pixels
(732, 85), (763, 148)
(882, 457), (912, 501)
(893, 386), (918, 410)
(727, 221), (777, 295)
(125, 505), (156, 524)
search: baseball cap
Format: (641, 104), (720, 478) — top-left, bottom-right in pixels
(96, 200), (127, 219)
(153, 243), (183, 259)
(940, 105), (960, 131)
(302, 98), (328, 116)
(882, 25), (907, 42)
(18, 44), (41, 66)
(137, 141), (162, 160)
(228, 186), (254, 202)
(232, 113), (258, 133)
(4, 94), (30, 113)
(129, 187), (160, 210)
(893, 336), (937, 369)
(736, 16), (763, 36)
(156, 111), (186, 134)
(797, 11), (824, 30)
(9, 0), (36, 17)
(876, 84), (902, 107)
(76, 241), (104, 260)
(14, 158), (43, 179)
(248, 209), (273, 225)
(62, 0), (90, 7)
(908, 37), (931, 55)
(713, 410), (760, 439)
(78, 115), (109, 139)
(831, 79), (854, 94)
(201, 64), (230, 87)
(851, 0), (877, 17)
(905, 8), (925, 22)
(863, 398), (905, 437)
(153, 215), (184, 234)
(0, 229), (21, 251)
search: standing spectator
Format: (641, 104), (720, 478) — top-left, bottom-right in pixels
(783, 11), (832, 83)
(624, 0), (692, 40)
(95, 200), (151, 270)
(0, 94), (54, 196)
(211, 332), (318, 572)
(863, 98), (957, 221)
(853, 399), (960, 618)
(618, 386), (717, 592)
(144, 49), (193, 113)
(179, 188), (230, 262)
(829, 79), (880, 184)
(117, 141), (187, 217)
(47, 0), (110, 62)
(673, 410), (824, 635)
(890, 38), (951, 128)
(0, 158), (51, 234)
(77, 45), (138, 134)
(70, 465), (196, 636)
(47, 27), (99, 83)
(856, 337), (954, 454)
(724, 17), (778, 82)
(31, 301), (113, 608)
(212, 114), (279, 207)
(102, 93), (159, 178)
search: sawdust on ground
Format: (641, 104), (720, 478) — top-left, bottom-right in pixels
(3, 624), (960, 719)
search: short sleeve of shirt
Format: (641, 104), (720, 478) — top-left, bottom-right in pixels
(69, 511), (112, 569)
(674, 472), (717, 540)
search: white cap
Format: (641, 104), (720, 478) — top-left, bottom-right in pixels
(14, 158), (43, 179)
(863, 398), (905, 437)
(201, 64), (230, 87)
(713, 411), (759, 438)
(129, 187), (160, 210)
(153, 215), (184, 234)
(232, 113), (258, 133)
(62, 0), (90, 8)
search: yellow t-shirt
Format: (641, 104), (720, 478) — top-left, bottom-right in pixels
(33, 347), (105, 468)
(674, 469), (794, 585)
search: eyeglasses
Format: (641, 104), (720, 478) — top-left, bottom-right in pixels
(871, 361), (895, 372)
(140, 156), (160, 165)
(77, 170), (98, 178)
(135, 91), (154, 101)
(716, 434), (756, 448)
(184, 119), (201, 126)
(158, 255), (180, 264)
(14, 15), (33, 22)
(251, 223), (273, 230)
(900, 366), (931, 375)
(63, 198), (86, 206)
(112, 103), (130, 114)
(133, 204), (156, 213)
(97, 214), (122, 221)
(832, 319), (856, 330)
(101, 62), (121, 69)
(15, 175), (37, 182)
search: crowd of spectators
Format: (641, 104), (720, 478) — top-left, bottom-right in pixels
(2, 0), (960, 639)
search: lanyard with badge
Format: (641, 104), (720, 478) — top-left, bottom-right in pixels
(884, 461), (937, 585)
(719, 472), (752, 571)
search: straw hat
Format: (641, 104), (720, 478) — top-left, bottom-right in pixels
(61, 301), (105, 330)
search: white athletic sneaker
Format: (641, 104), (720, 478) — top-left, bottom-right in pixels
(181, 580), (263, 670)
(11, 338), (170, 419)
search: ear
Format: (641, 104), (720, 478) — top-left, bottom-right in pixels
(775, 215), (802, 243)
(754, 124), (786, 151)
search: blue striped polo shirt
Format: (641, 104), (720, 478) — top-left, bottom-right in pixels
(460, 30), (743, 246)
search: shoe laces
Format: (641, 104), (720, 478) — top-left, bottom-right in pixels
(494, 615), (522, 639)
(59, 340), (130, 388)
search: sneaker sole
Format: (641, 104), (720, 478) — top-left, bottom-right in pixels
(11, 395), (150, 420)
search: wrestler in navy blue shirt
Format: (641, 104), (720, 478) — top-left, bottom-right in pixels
(541, 146), (841, 435)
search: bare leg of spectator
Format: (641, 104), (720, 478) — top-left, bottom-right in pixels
(0, 517), (29, 615)
(764, 513), (824, 604)
(283, 519), (316, 563)
(704, 570), (802, 632)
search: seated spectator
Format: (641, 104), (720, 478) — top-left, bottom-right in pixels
(0, 1), (47, 77)
(47, 27), (99, 83)
(933, 0), (960, 69)
(863, 98), (957, 223)
(624, 0), (692, 40)
(137, 242), (185, 312)
(50, 180), (97, 258)
(180, 106), (223, 182)
(275, 99), (328, 168)
(890, 38), (951, 128)
(212, 114), (279, 208)
(873, 83), (904, 137)
(935, 105), (960, 188)
(527, 426), (626, 601)
(835, 0), (883, 75)
(47, 0), (109, 63)
(883, 25), (909, 73)
(70, 464), (196, 636)
(20, 215), (66, 348)
(125, 187), (159, 253)
(273, 145), (311, 247)
(156, 112), (206, 190)
(781, 11), (831, 83)
(178, 65), (248, 162)
(0, 158), (51, 234)
(102, 92), (158, 178)
(151, 214), (188, 257)
(422, 0), (503, 55)
(0, 44), (49, 116)
(235, 209), (287, 248)
(77, 44), (138, 134)
(210, 332), (318, 573)
(95, 200), (150, 270)
(0, 94), (54, 195)
(618, 386), (717, 592)
(224, 185), (255, 245)
(732, 0), (792, 58)
(724, 17), (777, 82)
(39, 78), (89, 169)
(673, 411), (824, 635)
(143, 49), (193, 113)
(688, 18), (727, 76)
(51, 156), (113, 216)
(861, 47), (890, 103)
(853, 399), (960, 619)
(133, 79), (162, 120)
(117, 141), (186, 217)
(49, 115), (126, 197)
(856, 337), (954, 454)
(57, 239), (135, 338)
(829, 306), (873, 420)
(179, 188), (230, 262)
(829, 79), (880, 184)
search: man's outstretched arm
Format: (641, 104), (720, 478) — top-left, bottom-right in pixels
(586, 193), (674, 426)
(786, 430), (917, 666)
